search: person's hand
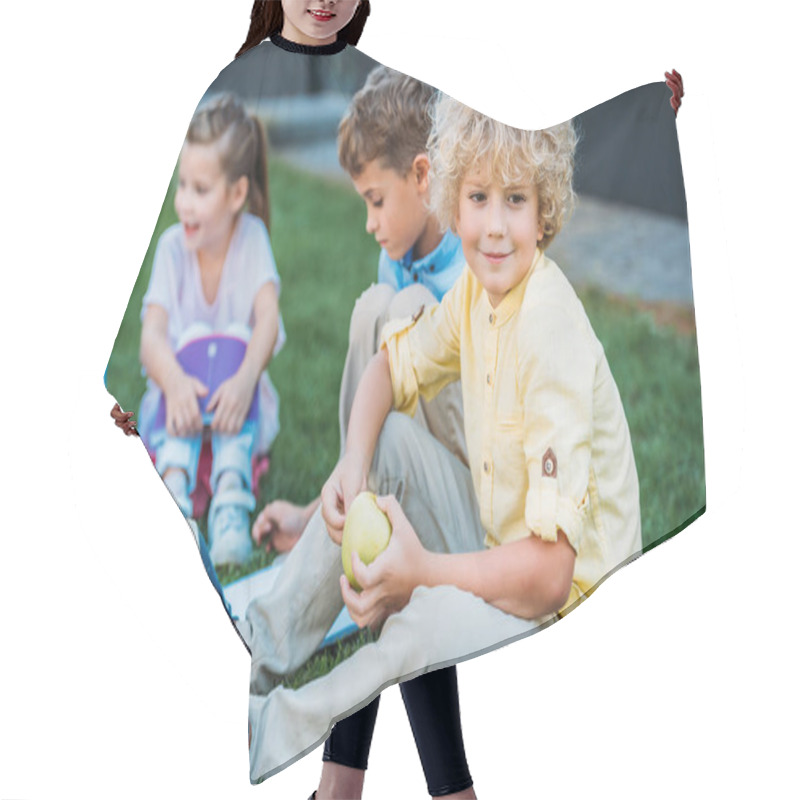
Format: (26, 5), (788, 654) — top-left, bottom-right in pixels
(110, 403), (138, 436)
(252, 499), (309, 553)
(164, 372), (208, 437)
(339, 495), (429, 630)
(320, 451), (368, 545)
(665, 69), (684, 115)
(207, 370), (256, 435)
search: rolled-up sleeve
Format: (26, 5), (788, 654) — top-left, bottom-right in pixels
(379, 273), (464, 417)
(518, 302), (597, 552)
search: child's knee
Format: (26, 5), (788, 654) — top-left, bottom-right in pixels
(387, 284), (437, 321)
(348, 283), (396, 345)
(162, 466), (188, 480)
(176, 321), (213, 349)
(222, 321), (251, 342)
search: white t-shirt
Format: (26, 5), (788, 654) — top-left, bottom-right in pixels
(138, 212), (286, 454)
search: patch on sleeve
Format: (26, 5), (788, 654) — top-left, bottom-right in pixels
(542, 447), (558, 478)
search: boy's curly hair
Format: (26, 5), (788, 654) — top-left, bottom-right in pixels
(338, 66), (438, 177)
(428, 96), (577, 250)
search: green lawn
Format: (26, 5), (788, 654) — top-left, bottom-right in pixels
(106, 157), (705, 683)
(578, 288), (705, 551)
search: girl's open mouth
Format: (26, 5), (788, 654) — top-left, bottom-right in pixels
(308, 9), (335, 21)
(184, 223), (200, 235)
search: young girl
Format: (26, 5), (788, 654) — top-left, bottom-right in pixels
(236, 0), (370, 55)
(139, 92), (285, 568)
(237, 4), (476, 799)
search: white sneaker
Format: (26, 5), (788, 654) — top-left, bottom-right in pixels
(208, 487), (256, 566)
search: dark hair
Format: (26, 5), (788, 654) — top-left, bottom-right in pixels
(236, 1), (371, 59)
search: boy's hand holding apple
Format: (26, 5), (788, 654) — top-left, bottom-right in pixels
(321, 451), (368, 545)
(340, 494), (429, 631)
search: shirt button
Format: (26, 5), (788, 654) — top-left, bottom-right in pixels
(489, 313), (495, 324)
(413, 273), (419, 282)
(429, 264), (435, 272)
(486, 373), (492, 385)
(483, 460), (490, 474)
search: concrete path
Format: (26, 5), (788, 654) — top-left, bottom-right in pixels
(548, 196), (694, 306)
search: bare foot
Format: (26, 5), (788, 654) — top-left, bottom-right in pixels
(251, 497), (320, 553)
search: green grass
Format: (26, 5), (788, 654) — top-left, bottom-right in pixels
(106, 158), (705, 687)
(282, 629), (378, 690)
(577, 287), (705, 550)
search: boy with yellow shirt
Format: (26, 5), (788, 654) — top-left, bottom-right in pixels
(323, 95), (642, 626)
(246, 94), (642, 781)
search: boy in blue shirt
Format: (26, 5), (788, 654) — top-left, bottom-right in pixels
(252, 65), (467, 550)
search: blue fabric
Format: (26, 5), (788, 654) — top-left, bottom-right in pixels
(194, 521), (235, 619)
(153, 419), (258, 496)
(377, 229), (464, 302)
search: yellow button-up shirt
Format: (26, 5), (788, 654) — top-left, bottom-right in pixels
(380, 249), (641, 609)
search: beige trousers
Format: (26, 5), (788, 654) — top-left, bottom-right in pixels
(246, 283), (469, 686)
(246, 406), (483, 694)
(247, 411), (548, 782)
(245, 284), (545, 781)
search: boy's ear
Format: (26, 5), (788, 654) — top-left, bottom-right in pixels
(412, 153), (431, 192)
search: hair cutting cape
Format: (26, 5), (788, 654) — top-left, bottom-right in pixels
(105, 37), (704, 783)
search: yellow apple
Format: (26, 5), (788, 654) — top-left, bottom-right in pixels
(342, 492), (393, 590)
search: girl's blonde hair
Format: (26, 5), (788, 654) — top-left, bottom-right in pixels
(428, 96), (577, 250)
(186, 94), (270, 232)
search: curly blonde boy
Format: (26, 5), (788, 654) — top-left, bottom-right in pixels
(428, 94), (577, 249)
(323, 93), (641, 629)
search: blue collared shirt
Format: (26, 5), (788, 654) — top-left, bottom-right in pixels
(377, 229), (465, 302)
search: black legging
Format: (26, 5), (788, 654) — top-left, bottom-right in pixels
(323, 665), (472, 797)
